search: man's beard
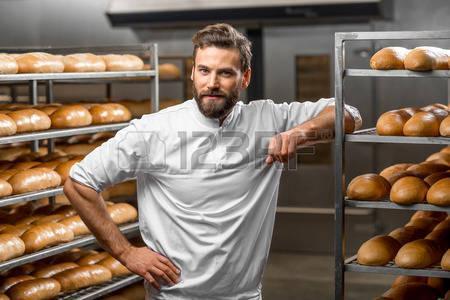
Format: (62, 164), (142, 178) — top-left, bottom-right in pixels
(193, 85), (239, 119)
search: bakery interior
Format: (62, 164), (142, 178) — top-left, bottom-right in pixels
(0, 0), (449, 299)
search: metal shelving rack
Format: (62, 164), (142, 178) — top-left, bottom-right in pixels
(334, 30), (450, 299)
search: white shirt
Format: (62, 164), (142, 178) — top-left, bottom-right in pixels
(70, 98), (361, 300)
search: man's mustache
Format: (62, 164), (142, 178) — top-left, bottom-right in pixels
(200, 90), (226, 97)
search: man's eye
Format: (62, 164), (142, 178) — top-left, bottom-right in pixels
(221, 71), (232, 77)
(199, 69), (208, 74)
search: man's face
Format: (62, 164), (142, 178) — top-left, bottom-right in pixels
(191, 46), (251, 119)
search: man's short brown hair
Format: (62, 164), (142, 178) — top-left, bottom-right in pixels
(192, 23), (252, 71)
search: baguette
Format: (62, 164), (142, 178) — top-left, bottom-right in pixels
(52, 265), (112, 292)
(54, 159), (82, 184)
(7, 278), (61, 300)
(33, 214), (65, 226)
(346, 174), (390, 200)
(106, 203), (138, 224)
(0, 179), (12, 197)
(370, 47), (409, 70)
(8, 168), (61, 194)
(50, 105), (92, 128)
(0, 275), (34, 293)
(404, 46), (449, 71)
(98, 255), (131, 277)
(76, 252), (109, 266)
(63, 53), (106, 72)
(59, 215), (90, 236)
(7, 109), (51, 133)
(425, 151), (450, 165)
(0, 54), (18, 74)
(21, 223), (74, 253)
(11, 162), (41, 170)
(15, 52), (64, 73)
(33, 262), (78, 278)
(391, 275), (426, 288)
(0, 114), (17, 137)
(101, 54), (144, 71)
(0, 234), (25, 262)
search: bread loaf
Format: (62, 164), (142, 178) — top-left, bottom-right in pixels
(433, 218), (450, 231)
(36, 104), (61, 116)
(107, 203), (138, 224)
(98, 255), (131, 277)
(7, 278), (61, 300)
(0, 234), (25, 262)
(426, 151), (450, 165)
(0, 224), (31, 237)
(0, 147), (30, 162)
(52, 265), (112, 292)
(390, 176), (428, 204)
(406, 162), (449, 178)
(426, 178), (450, 206)
(405, 217), (439, 233)
(346, 174), (390, 200)
(59, 215), (90, 236)
(8, 168), (61, 194)
(15, 52), (64, 73)
(59, 143), (98, 156)
(63, 53), (106, 72)
(50, 105), (92, 128)
(404, 47), (449, 71)
(0, 54), (18, 74)
(440, 115), (450, 136)
(0, 114), (17, 137)
(89, 104), (131, 124)
(382, 282), (439, 300)
(0, 179), (12, 197)
(394, 239), (443, 268)
(391, 275), (427, 288)
(379, 163), (413, 185)
(424, 171), (450, 186)
(36, 160), (61, 170)
(388, 226), (424, 245)
(159, 63), (181, 79)
(7, 109), (51, 133)
(54, 159), (82, 184)
(33, 262), (78, 278)
(15, 215), (44, 226)
(102, 54), (144, 71)
(376, 110), (411, 136)
(33, 214), (65, 226)
(21, 223), (74, 253)
(370, 47), (409, 70)
(76, 252), (109, 266)
(357, 235), (401, 266)
(52, 205), (77, 218)
(0, 275), (34, 293)
(441, 249), (450, 270)
(410, 211), (447, 222)
(402, 107), (422, 116)
(403, 112), (441, 136)
(107, 103), (132, 123)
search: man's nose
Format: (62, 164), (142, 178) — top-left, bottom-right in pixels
(207, 73), (219, 89)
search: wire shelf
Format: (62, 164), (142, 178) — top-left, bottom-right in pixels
(346, 128), (450, 145)
(345, 199), (450, 212)
(345, 69), (450, 78)
(0, 186), (63, 208)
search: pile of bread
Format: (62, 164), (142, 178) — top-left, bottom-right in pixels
(0, 246), (136, 300)
(347, 146), (450, 206)
(370, 46), (450, 71)
(375, 274), (448, 300)
(0, 53), (145, 74)
(376, 103), (450, 137)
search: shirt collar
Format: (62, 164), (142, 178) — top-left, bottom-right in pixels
(189, 98), (242, 129)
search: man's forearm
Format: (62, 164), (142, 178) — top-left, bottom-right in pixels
(63, 178), (132, 259)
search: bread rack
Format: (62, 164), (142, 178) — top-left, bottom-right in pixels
(334, 30), (450, 299)
(0, 44), (159, 298)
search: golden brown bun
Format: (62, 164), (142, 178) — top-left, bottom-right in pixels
(357, 235), (401, 266)
(33, 262), (78, 278)
(410, 211), (448, 222)
(382, 282), (439, 300)
(101, 54), (144, 71)
(159, 63), (181, 79)
(440, 115), (450, 136)
(59, 216), (90, 236)
(8, 168), (61, 194)
(0, 275), (34, 293)
(405, 217), (440, 232)
(106, 203), (138, 224)
(388, 226), (425, 245)
(370, 47), (409, 70)
(426, 178), (450, 206)
(63, 53), (106, 72)
(402, 107), (422, 116)
(394, 239), (443, 268)
(0, 234), (25, 262)
(404, 47), (449, 71)
(403, 112), (441, 136)
(118, 99), (151, 118)
(426, 277), (446, 296)
(441, 249), (450, 270)
(76, 252), (109, 266)
(7, 278), (61, 300)
(441, 146), (450, 154)
(390, 176), (428, 204)
(376, 110), (411, 136)
(426, 152), (450, 165)
(380, 163), (414, 185)
(433, 218), (450, 231)
(50, 105), (92, 128)
(0, 114), (17, 137)
(54, 158), (82, 184)
(21, 223), (74, 253)
(0, 179), (12, 197)
(107, 103), (132, 123)
(0, 54), (18, 74)
(391, 275), (427, 288)
(346, 173), (390, 200)
(98, 255), (131, 277)
(406, 163), (449, 178)
(425, 228), (449, 251)
(89, 103), (131, 124)
(424, 172), (450, 186)
(7, 109), (51, 133)
(15, 52), (64, 73)
(52, 265), (112, 292)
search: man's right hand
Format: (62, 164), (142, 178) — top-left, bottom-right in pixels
(119, 246), (181, 290)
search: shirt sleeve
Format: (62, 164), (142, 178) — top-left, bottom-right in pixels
(69, 121), (148, 192)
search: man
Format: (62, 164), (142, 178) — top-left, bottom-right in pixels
(64, 23), (361, 299)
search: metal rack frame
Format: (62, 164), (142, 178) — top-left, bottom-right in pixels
(334, 30), (450, 299)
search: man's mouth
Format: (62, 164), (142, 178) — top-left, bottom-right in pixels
(202, 94), (224, 100)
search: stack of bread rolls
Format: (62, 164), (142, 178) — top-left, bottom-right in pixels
(376, 103), (450, 137)
(370, 46), (450, 71)
(347, 146), (450, 206)
(376, 275), (447, 300)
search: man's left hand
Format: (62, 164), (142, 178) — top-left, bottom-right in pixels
(266, 130), (304, 165)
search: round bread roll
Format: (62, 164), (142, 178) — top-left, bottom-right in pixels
(424, 171), (450, 186)
(376, 110), (411, 136)
(357, 235), (401, 266)
(405, 217), (440, 233)
(390, 176), (428, 204)
(118, 99), (151, 118)
(54, 158), (82, 184)
(404, 46), (449, 71)
(7, 278), (61, 300)
(394, 239), (443, 268)
(98, 255), (131, 277)
(101, 54), (144, 71)
(391, 275), (427, 288)
(52, 265), (112, 292)
(379, 163), (413, 185)
(0, 179), (12, 197)
(159, 63), (181, 80)
(7, 109), (51, 133)
(8, 168), (61, 194)
(403, 111), (441, 137)
(0, 234), (25, 262)
(0, 54), (18, 74)
(0, 275), (34, 294)
(382, 282), (439, 300)
(406, 162), (449, 178)
(426, 178), (450, 206)
(50, 105), (92, 128)
(63, 53), (106, 72)
(21, 222), (74, 253)
(370, 47), (409, 70)
(59, 215), (90, 236)
(15, 52), (64, 73)
(346, 174), (390, 200)
(388, 226), (424, 245)
(440, 115), (450, 136)
(426, 152), (450, 165)
(106, 203), (138, 224)
(441, 249), (450, 270)
(76, 252), (109, 266)
(33, 262), (78, 278)
(0, 114), (17, 137)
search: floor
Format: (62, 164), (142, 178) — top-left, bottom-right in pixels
(262, 252), (395, 300)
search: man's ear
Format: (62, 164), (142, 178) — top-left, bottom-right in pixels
(241, 68), (251, 89)
(190, 65), (195, 81)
